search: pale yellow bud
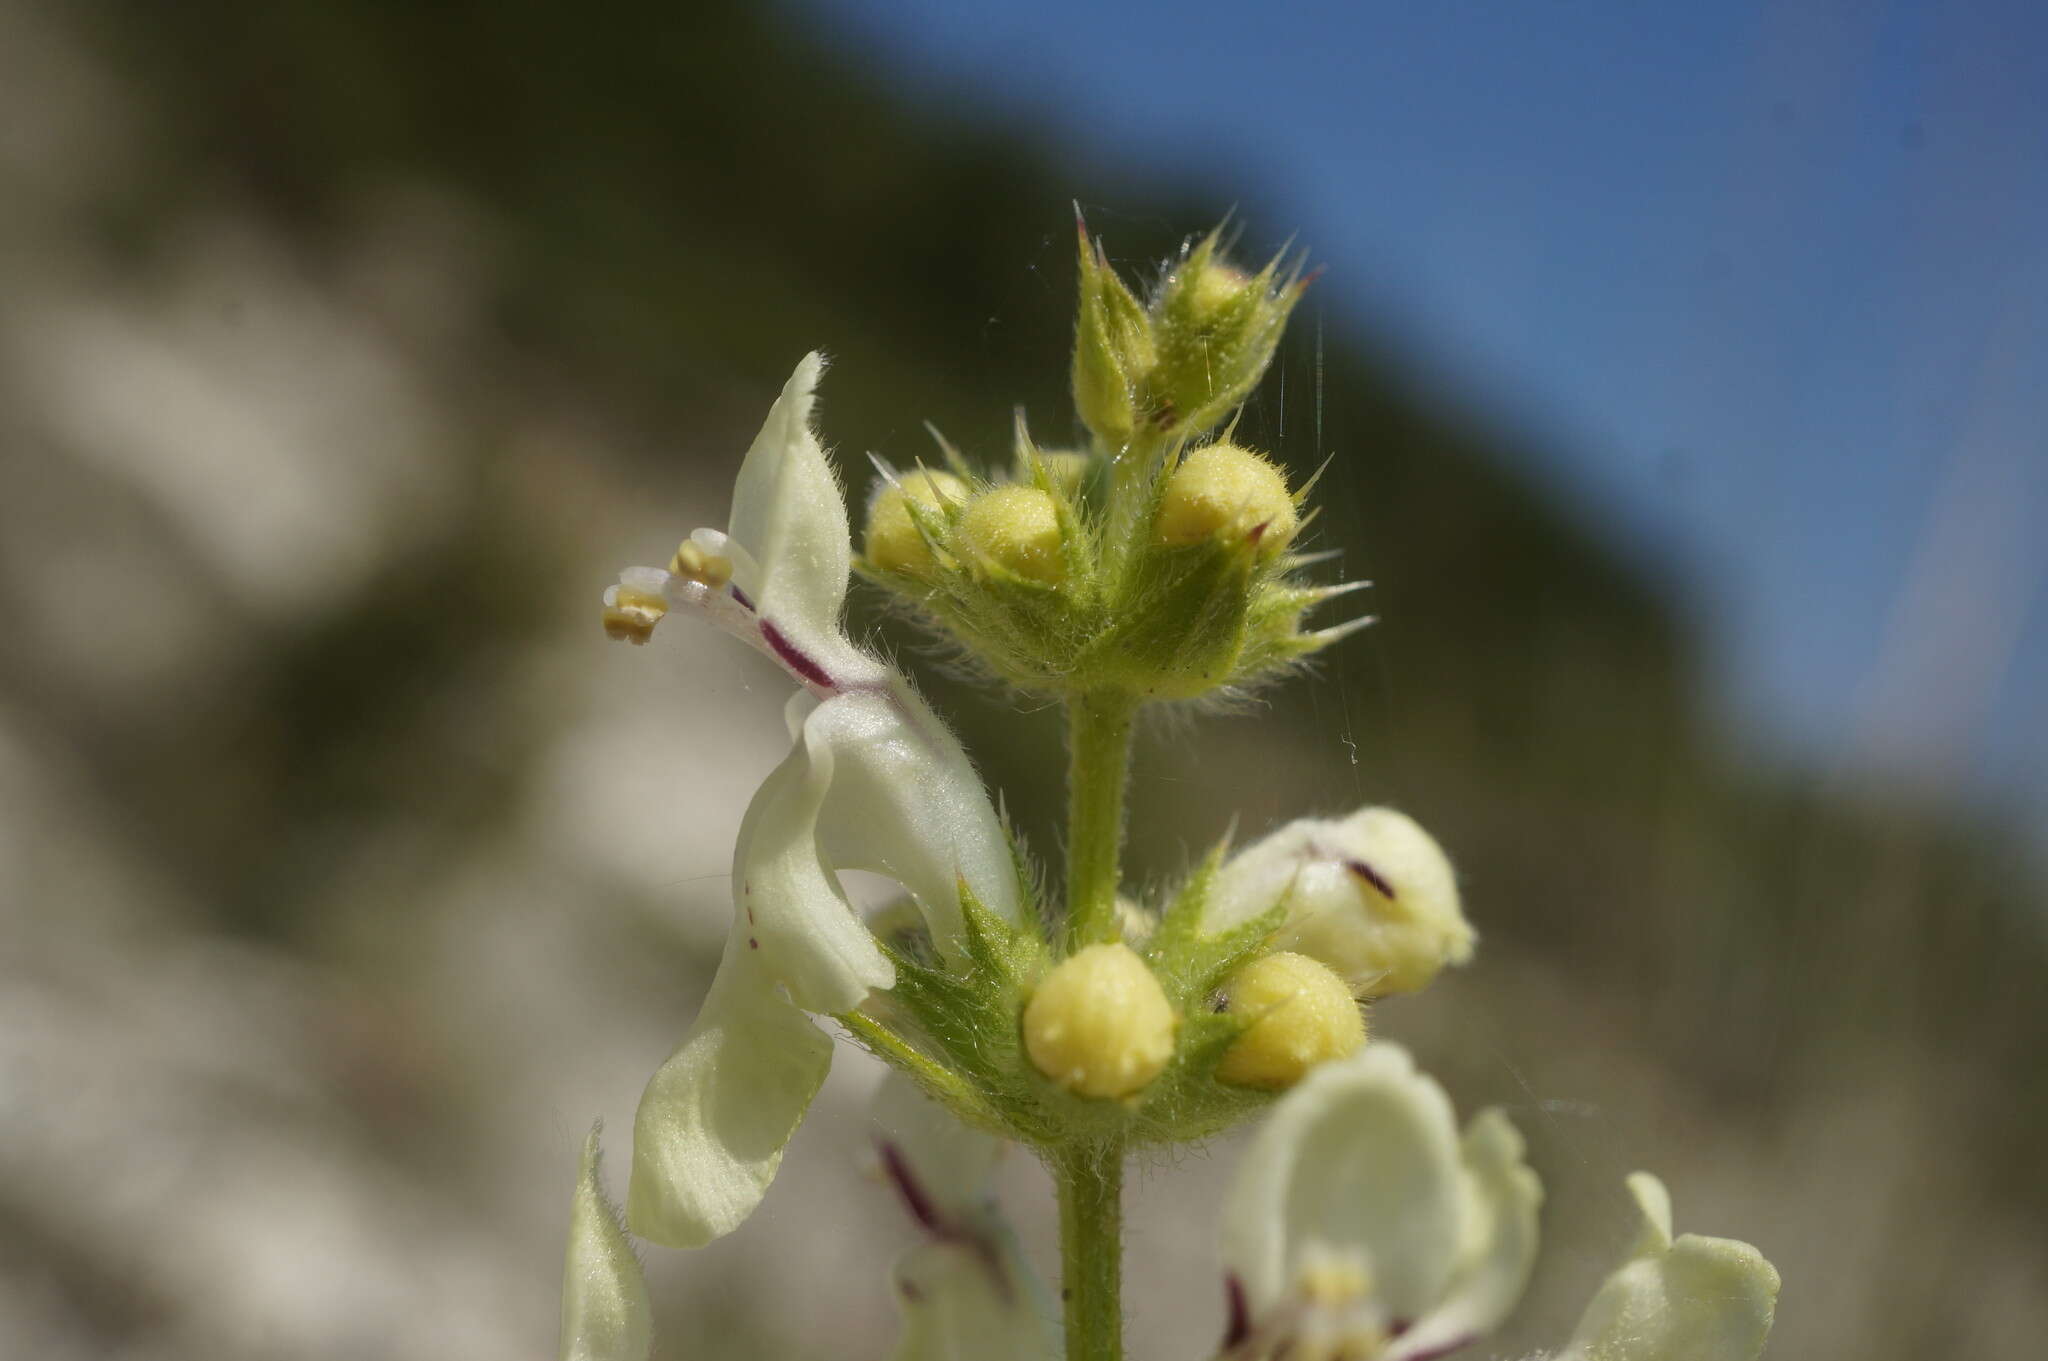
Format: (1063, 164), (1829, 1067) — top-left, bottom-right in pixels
(1215, 952), (1366, 1090)
(865, 469), (968, 575)
(1154, 444), (1297, 557)
(1186, 261), (1254, 317)
(1023, 943), (1176, 1098)
(1038, 450), (1093, 499)
(956, 485), (1067, 584)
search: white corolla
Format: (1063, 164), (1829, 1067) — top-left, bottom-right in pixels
(600, 355), (1021, 1249)
(1219, 1044), (1778, 1361)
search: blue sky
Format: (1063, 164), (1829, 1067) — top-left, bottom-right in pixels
(793, 0), (2048, 813)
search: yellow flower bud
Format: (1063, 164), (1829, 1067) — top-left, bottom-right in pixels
(865, 469), (968, 575)
(1038, 450), (1093, 499)
(1186, 260), (1254, 318)
(956, 485), (1067, 585)
(1023, 943), (1177, 1099)
(1154, 444), (1298, 558)
(1215, 952), (1366, 1090)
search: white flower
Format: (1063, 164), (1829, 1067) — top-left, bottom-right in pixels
(1203, 808), (1474, 998)
(1549, 1172), (1780, 1361)
(1217, 1045), (1779, 1361)
(870, 1074), (1058, 1361)
(1219, 1043), (1542, 1361)
(605, 356), (1022, 1248)
(560, 1129), (652, 1361)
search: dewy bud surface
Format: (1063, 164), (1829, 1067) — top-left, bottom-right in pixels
(957, 485), (1067, 584)
(866, 468), (968, 575)
(1154, 443), (1298, 557)
(1023, 943), (1177, 1098)
(1216, 951), (1367, 1090)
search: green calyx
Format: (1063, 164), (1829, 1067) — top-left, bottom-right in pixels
(856, 215), (1358, 703)
(857, 450), (1348, 699)
(1072, 213), (1309, 450)
(840, 840), (1289, 1154)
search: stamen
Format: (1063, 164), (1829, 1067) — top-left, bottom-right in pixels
(601, 585), (669, 645)
(603, 521), (860, 695)
(670, 539), (734, 588)
(1299, 1253), (1373, 1308)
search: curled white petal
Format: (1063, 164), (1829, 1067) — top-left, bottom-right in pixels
(734, 681), (1017, 1014)
(1221, 1043), (1469, 1326)
(727, 352), (883, 688)
(809, 681), (1022, 951)
(1550, 1173), (1780, 1361)
(561, 1129), (653, 1361)
(626, 930), (835, 1248)
(1387, 1108), (1543, 1360)
(733, 698), (899, 1015)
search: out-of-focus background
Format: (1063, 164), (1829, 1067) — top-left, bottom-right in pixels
(2, 0), (2043, 1357)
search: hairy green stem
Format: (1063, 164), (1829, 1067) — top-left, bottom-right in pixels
(1055, 1141), (1126, 1361)
(1064, 690), (1138, 949)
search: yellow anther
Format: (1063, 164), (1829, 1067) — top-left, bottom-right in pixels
(1022, 943), (1176, 1099)
(1215, 952), (1366, 1090)
(602, 586), (668, 645)
(1154, 443), (1298, 558)
(865, 469), (968, 575)
(956, 485), (1067, 585)
(1298, 1251), (1375, 1310)
(670, 540), (733, 588)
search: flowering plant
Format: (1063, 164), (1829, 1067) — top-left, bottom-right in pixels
(561, 219), (1780, 1361)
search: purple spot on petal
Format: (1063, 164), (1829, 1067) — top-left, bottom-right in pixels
(1222, 1274), (1251, 1350)
(878, 1140), (943, 1235)
(729, 582), (754, 610)
(1346, 858), (1395, 899)
(747, 937), (759, 949)
(762, 619), (835, 688)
